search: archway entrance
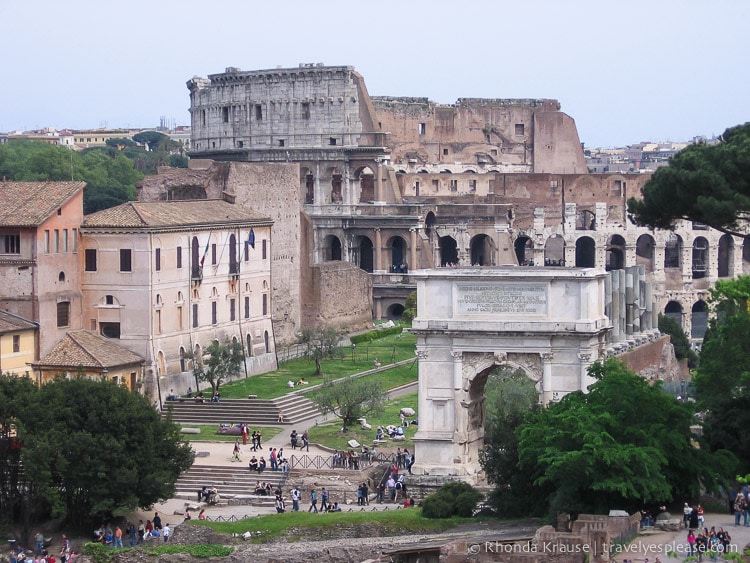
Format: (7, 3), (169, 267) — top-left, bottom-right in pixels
(358, 237), (374, 273)
(575, 236), (596, 268)
(514, 236), (533, 266)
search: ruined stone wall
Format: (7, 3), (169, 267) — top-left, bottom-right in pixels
(305, 261), (373, 331)
(617, 335), (687, 382)
(372, 96), (587, 174)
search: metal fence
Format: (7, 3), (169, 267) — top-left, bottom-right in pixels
(289, 452), (397, 471)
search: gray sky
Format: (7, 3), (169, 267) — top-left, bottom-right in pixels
(1, 0), (747, 148)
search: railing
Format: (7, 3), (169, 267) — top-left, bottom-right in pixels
(289, 452), (396, 471)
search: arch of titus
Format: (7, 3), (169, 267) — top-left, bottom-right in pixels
(409, 266), (657, 481)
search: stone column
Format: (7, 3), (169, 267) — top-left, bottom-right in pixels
(375, 163), (383, 202)
(410, 228), (418, 270)
(610, 269), (621, 343)
(541, 352), (554, 405)
(314, 162), (322, 206)
(451, 351), (463, 390)
(644, 280), (653, 331)
(374, 228), (383, 272)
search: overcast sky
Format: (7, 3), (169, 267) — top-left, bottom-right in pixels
(1, 0), (747, 148)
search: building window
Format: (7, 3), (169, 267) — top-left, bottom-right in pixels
(105, 295), (114, 305)
(180, 347), (186, 372)
(262, 294), (268, 316)
(211, 243), (217, 265)
(72, 228), (77, 252)
(56, 301), (70, 327)
(432, 179), (439, 191)
(450, 179), (458, 192)
(222, 107), (229, 122)
(120, 249), (132, 272)
(230, 298), (236, 321)
(155, 248), (161, 271)
(443, 148), (449, 156)
(515, 123), (525, 136)
(156, 310), (162, 334)
(63, 229), (68, 252)
(418, 123), (426, 135)
(244, 296), (250, 318)
(278, 139), (285, 147)
(177, 305), (183, 330)
(244, 242), (249, 261)
(255, 105), (262, 120)
(177, 246), (182, 268)
(44, 230), (50, 253)
(85, 248), (97, 271)
(469, 179), (477, 191)
(59, 271), (65, 282)
(302, 102), (310, 119)
(54, 230), (60, 253)
(211, 301), (217, 325)
(262, 239), (267, 260)
(192, 303), (198, 328)
(100, 322), (121, 338)
(12, 335), (20, 353)
(1, 233), (20, 254)
(329, 137), (337, 146)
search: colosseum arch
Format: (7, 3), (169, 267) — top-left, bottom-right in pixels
(322, 234), (342, 261)
(575, 236), (596, 268)
(692, 236), (709, 279)
(300, 166), (314, 204)
(439, 235), (458, 266)
(354, 165), (375, 202)
(387, 235), (408, 271)
(606, 234), (626, 271)
(357, 235), (374, 273)
(691, 300), (708, 339)
(718, 234), (735, 278)
(470, 234), (495, 266)
(636, 234), (655, 273)
(544, 235), (565, 266)
(324, 166), (343, 203)
(664, 300), (683, 325)
(664, 233), (683, 268)
(514, 235), (534, 266)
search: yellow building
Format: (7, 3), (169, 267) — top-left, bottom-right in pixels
(0, 310), (37, 378)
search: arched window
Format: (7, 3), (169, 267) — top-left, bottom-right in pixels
(439, 236), (458, 266)
(514, 236), (533, 266)
(692, 236), (709, 279)
(606, 235), (626, 271)
(575, 236), (596, 268)
(636, 234), (655, 273)
(691, 300), (708, 339)
(544, 236), (565, 266)
(470, 234), (494, 266)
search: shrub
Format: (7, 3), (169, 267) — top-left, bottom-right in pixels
(350, 325), (403, 344)
(421, 481), (483, 519)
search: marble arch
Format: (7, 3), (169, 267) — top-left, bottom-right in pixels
(409, 267), (612, 481)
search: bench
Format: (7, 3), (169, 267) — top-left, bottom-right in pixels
(247, 394), (258, 399)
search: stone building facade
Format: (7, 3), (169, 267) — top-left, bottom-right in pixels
(136, 64), (743, 342)
(79, 200), (276, 399)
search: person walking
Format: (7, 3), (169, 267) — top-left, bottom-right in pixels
(308, 489), (319, 513)
(232, 440), (241, 462)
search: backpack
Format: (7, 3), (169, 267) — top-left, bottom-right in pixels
(311, 492), (317, 501)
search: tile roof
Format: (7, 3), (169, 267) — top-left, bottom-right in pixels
(82, 200), (271, 230)
(0, 309), (38, 334)
(0, 181), (85, 227)
(33, 330), (144, 369)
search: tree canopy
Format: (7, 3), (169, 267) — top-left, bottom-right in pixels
(188, 338), (245, 395)
(299, 327), (345, 375)
(692, 276), (750, 472)
(516, 359), (731, 518)
(0, 375), (193, 538)
(311, 376), (386, 431)
(627, 123), (750, 238)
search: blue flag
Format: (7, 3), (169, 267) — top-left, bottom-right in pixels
(248, 228), (256, 249)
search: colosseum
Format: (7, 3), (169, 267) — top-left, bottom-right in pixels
(136, 63), (742, 345)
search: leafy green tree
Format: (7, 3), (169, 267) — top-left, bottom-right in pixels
(299, 327), (345, 375)
(692, 277), (750, 472)
(658, 314), (698, 368)
(311, 376), (386, 431)
(422, 481), (483, 519)
(479, 366), (543, 516)
(0, 375), (193, 533)
(401, 291), (417, 325)
(517, 359), (732, 518)
(627, 123), (750, 238)
(187, 339), (245, 396)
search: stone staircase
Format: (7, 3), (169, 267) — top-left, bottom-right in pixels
(163, 395), (321, 427)
(272, 394), (321, 425)
(175, 464), (288, 507)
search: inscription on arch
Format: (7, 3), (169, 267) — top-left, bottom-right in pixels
(456, 282), (547, 315)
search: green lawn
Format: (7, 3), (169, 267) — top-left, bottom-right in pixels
(308, 392), (418, 451)
(181, 425), (283, 443)
(191, 507), (471, 540)
(219, 333), (417, 400)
